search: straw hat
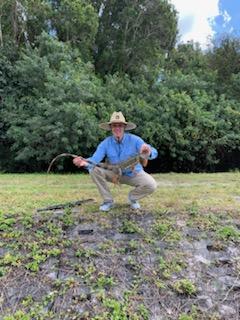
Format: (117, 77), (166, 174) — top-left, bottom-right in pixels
(99, 111), (136, 131)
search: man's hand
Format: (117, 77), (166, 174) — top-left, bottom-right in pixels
(140, 144), (151, 157)
(73, 157), (88, 168)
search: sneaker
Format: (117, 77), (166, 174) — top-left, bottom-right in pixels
(128, 198), (141, 210)
(99, 201), (114, 212)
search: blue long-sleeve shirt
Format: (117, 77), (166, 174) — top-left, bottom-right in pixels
(87, 133), (158, 177)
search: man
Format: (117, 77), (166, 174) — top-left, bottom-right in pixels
(73, 111), (158, 211)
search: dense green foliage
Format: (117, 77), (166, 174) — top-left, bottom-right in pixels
(0, 1), (240, 172)
(91, 0), (177, 76)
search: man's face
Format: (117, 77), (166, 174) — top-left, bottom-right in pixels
(111, 123), (125, 140)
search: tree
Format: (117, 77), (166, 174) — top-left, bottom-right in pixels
(0, 0), (51, 47)
(208, 36), (240, 83)
(50, 0), (98, 60)
(165, 42), (208, 75)
(23, 0), (52, 45)
(2, 34), (103, 171)
(91, 0), (178, 76)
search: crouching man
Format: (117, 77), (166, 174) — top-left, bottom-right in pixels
(73, 111), (158, 211)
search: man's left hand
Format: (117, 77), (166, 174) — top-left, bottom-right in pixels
(140, 144), (151, 157)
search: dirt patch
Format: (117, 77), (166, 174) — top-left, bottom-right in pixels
(0, 204), (240, 319)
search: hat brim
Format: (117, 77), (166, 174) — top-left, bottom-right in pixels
(99, 122), (136, 131)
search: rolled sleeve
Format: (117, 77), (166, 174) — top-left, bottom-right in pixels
(149, 146), (158, 160)
(137, 137), (158, 160)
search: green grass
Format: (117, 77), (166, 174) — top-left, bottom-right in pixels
(0, 172), (240, 215)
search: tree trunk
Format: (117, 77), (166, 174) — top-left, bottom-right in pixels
(12, 0), (18, 44)
(0, 14), (3, 47)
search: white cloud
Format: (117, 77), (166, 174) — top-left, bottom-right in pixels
(170, 0), (219, 48)
(222, 10), (231, 26)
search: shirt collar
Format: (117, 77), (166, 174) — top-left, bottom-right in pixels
(112, 133), (126, 144)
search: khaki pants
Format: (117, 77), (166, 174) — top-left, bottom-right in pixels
(90, 167), (157, 203)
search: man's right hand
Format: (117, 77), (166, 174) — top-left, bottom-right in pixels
(73, 157), (88, 168)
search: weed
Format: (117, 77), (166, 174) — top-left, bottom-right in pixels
(185, 200), (201, 217)
(2, 230), (22, 239)
(168, 230), (182, 242)
(0, 266), (9, 277)
(155, 279), (166, 289)
(46, 248), (61, 257)
(99, 240), (114, 251)
(25, 261), (40, 272)
(153, 221), (181, 242)
(216, 226), (240, 241)
(129, 240), (138, 250)
(21, 295), (33, 308)
(0, 214), (15, 232)
(21, 215), (33, 229)
(173, 279), (197, 296)
(25, 244), (51, 272)
(35, 230), (45, 239)
(61, 208), (74, 227)
(102, 298), (128, 320)
(1, 252), (22, 267)
(65, 277), (77, 288)
(138, 304), (149, 320)
(119, 220), (141, 234)
(143, 236), (155, 244)
(76, 247), (96, 258)
(46, 222), (62, 236)
(153, 222), (169, 237)
(178, 314), (193, 320)
(73, 264), (85, 275)
(187, 213), (219, 231)
(84, 263), (96, 283)
(158, 256), (167, 270)
(3, 310), (31, 320)
(61, 239), (72, 247)
(42, 236), (60, 246)
(96, 274), (116, 289)
(157, 255), (186, 279)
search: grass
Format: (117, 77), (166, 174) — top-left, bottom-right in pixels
(1, 171), (240, 319)
(0, 172), (240, 214)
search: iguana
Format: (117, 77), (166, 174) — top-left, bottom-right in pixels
(47, 153), (149, 183)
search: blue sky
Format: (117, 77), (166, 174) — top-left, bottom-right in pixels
(170, 0), (240, 48)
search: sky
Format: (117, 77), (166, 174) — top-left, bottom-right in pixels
(170, 0), (240, 48)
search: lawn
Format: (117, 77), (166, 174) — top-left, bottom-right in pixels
(1, 172), (240, 214)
